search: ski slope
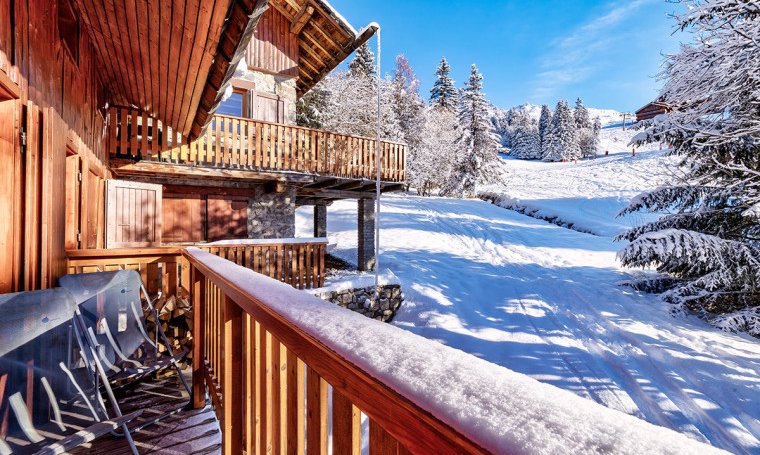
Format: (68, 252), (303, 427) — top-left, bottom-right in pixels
(296, 193), (760, 453)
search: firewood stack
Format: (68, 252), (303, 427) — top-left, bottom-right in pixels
(143, 294), (194, 367)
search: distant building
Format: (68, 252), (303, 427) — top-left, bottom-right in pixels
(635, 100), (672, 122)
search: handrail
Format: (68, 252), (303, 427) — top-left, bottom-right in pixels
(184, 248), (489, 454)
(107, 107), (407, 182)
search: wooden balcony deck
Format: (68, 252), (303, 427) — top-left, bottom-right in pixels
(107, 108), (407, 190)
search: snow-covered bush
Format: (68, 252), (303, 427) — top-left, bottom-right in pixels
(618, 0), (760, 335)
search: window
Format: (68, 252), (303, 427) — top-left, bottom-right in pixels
(216, 89), (248, 118)
(58, 0), (80, 63)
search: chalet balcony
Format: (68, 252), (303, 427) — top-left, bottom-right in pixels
(107, 107), (407, 198)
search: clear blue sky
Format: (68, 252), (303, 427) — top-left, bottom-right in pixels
(330, 0), (684, 112)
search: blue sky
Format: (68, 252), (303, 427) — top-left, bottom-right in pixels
(329, 0), (685, 112)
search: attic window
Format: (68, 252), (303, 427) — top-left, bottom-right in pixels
(216, 90), (248, 118)
(58, 0), (79, 63)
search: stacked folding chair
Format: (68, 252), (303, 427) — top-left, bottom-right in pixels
(59, 270), (191, 431)
(0, 288), (142, 455)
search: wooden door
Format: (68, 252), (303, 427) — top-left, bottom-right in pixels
(83, 168), (104, 249)
(207, 196), (249, 241)
(106, 180), (162, 248)
(0, 99), (17, 292)
(64, 151), (81, 250)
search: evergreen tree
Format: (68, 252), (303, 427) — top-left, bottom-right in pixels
(538, 104), (552, 152)
(296, 84), (327, 129)
(574, 97), (591, 130)
(413, 106), (458, 196)
(543, 100), (579, 162)
(349, 43), (376, 77)
(429, 57), (457, 109)
(619, 1), (760, 336)
(391, 55), (426, 188)
(510, 111), (541, 160)
(442, 65), (501, 197)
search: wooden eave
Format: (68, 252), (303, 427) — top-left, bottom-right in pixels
(72, 0), (265, 140)
(265, 0), (378, 97)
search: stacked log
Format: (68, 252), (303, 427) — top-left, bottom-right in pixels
(144, 294), (194, 367)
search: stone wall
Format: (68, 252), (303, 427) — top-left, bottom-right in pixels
(248, 187), (296, 239)
(314, 284), (404, 323)
(231, 70), (297, 124)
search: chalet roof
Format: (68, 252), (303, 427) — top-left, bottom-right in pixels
(74, 0), (265, 139)
(267, 0), (379, 97)
(635, 101), (671, 115)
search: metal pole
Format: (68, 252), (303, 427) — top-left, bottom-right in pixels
(375, 27), (382, 296)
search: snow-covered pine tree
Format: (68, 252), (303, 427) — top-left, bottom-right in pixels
(618, 0), (760, 336)
(412, 106), (458, 195)
(296, 83), (327, 129)
(349, 43), (376, 77)
(538, 104), (552, 152)
(510, 111), (542, 160)
(543, 100), (579, 162)
(429, 57), (457, 109)
(574, 97), (591, 130)
(391, 55), (426, 189)
(442, 64), (501, 197)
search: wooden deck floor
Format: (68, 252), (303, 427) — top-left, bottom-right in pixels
(69, 372), (221, 455)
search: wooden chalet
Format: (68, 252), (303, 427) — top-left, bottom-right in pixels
(635, 100), (672, 122)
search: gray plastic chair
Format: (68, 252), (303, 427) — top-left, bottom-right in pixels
(0, 288), (141, 455)
(59, 271), (190, 430)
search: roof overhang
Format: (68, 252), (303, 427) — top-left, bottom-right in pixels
(267, 0), (379, 97)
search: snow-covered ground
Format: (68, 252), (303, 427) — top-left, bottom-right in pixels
(296, 147), (760, 453)
(483, 126), (678, 237)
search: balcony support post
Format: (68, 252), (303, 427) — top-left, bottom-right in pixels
(357, 198), (376, 272)
(314, 204), (327, 238)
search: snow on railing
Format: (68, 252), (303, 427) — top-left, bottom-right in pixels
(184, 247), (725, 454)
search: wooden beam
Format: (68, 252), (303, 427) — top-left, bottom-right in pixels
(290, 5), (314, 34)
(109, 158), (313, 184)
(0, 70), (20, 101)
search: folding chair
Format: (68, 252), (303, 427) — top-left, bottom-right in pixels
(0, 289), (142, 455)
(59, 271), (191, 430)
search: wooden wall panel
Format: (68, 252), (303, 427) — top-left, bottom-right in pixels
(246, 8), (298, 78)
(106, 180), (162, 248)
(208, 196), (249, 242)
(163, 193), (206, 243)
(0, 100), (18, 293)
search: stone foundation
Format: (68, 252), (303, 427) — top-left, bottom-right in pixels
(314, 284), (404, 323)
(248, 187), (296, 239)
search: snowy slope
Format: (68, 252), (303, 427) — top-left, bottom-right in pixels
(481, 126), (678, 237)
(296, 195), (760, 453)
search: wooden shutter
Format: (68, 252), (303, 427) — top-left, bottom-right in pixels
(252, 92), (284, 123)
(106, 180), (162, 248)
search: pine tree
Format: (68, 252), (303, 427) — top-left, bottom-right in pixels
(412, 106), (458, 196)
(510, 111), (541, 160)
(574, 97), (591, 130)
(543, 100), (579, 162)
(538, 104), (552, 152)
(429, 57), (457, 109)
(618, 0), (760, 336)
(442, 64), (501, 197)
(391, 55), (426, 189)
(296, 84), (327, 129)
(349, 43), (376, 77)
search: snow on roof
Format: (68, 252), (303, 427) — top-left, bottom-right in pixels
(185, 248), (725, 455)
(315, 0), (358, 36)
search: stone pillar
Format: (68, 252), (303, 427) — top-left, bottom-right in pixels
(314, 204), (327, 238)
(248, 187), (296, 239)
(357, 198), (376, 271)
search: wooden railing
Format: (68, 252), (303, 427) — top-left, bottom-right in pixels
(107, 107), (407, 182)
(186, 248), (488, 455)
(65, 239), (327, 296)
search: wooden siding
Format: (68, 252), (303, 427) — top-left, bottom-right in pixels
(0, 0), (110, 293)
(246, 7), (299, 78)
(105, 180), (162, 248)
(108, 109), (407, 183)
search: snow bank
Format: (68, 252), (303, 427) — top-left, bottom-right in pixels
(186, 248), (724, 454)
(310, 268), (401, 294)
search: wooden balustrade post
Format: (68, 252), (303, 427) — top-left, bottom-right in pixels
(191, 266), (207, 409)
(223, 295), (244, 454)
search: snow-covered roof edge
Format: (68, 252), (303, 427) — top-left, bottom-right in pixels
(205, 237), (328, 246)
(185, 247), (725, 455)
